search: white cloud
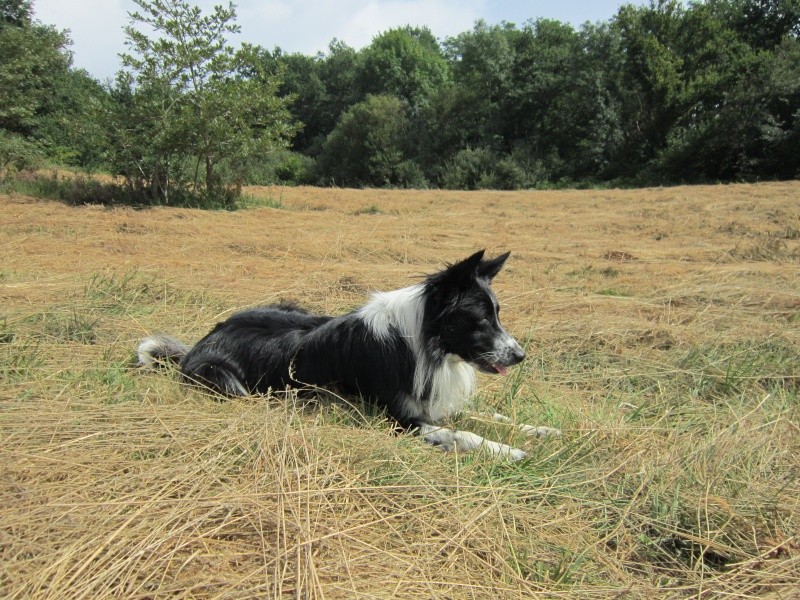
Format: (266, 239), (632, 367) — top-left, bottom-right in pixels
(333, 0), (484, 49)
(236, 0), (484, 56)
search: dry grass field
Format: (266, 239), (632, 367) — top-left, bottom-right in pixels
(1, 182), (799, 598)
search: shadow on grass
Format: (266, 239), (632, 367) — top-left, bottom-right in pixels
(0, 171), (244, 210)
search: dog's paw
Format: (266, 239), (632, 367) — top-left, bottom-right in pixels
(427, 439), (456, 453)
(507, 447), (528, 462)
(420, 426), (528, 461)
(480, 439), (527, 461)
(519, 424), (562, 438)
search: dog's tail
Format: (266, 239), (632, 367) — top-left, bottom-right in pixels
(137, 334), (191, 368)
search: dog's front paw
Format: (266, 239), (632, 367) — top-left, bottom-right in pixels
(480, 439), (527, 461)
(519, 424), (562, 438)
(507, 447), (528, 461)
(426, 438), (456, 453)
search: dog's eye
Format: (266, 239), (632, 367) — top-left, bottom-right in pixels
(469, 313), (489, 327)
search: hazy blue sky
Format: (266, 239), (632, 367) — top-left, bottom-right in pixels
(34, 0), (645, 81)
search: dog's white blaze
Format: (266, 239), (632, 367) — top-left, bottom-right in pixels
(358, 284), (425, 343)
(358, 284), (476, 422)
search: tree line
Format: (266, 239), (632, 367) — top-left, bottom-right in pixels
(1, 0), (798, 207)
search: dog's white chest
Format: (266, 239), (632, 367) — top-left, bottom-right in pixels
(423, 356), (476, 423)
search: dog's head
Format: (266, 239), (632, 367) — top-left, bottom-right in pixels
(423, 250), (525, 374)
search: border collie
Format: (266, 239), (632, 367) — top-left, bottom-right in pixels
(137, 250), (559, 460)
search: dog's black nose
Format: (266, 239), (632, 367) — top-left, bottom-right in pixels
(511, 345), (526, 365)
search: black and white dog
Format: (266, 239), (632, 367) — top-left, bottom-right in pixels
(138, 250), (558, 459)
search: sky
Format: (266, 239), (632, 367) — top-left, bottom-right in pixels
(33, 0), (643, 81)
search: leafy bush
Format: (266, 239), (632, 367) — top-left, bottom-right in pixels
(440, 148), (550, 190)
(394, 159), (429, 189)
(440, 147), (497, 190)
(317, 94), (414, 187)
(0, 131), (42, 174)
(244, 150), (316, 186)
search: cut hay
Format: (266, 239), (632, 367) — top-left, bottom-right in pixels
(1, 182), (799, 597)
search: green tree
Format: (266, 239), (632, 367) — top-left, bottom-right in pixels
(443, 21), (518, 151)
(359, 27), (450, 110)
(428, 22), (535, 187)
(35, 68), (111, 168)
(613, 0), (688, 176)
(0, 0), (74, 170)
(438, 20), (624, 186)
(1, 0), (31, 27)
(711, 0), (800, 49)
(764, 35), (800, 177)
(317, 94), (422, 187)
(111, 0), (295, 206)
(263, 49), (327, 152)
(572, 22), (625, 179)
(0, 1), (71, 136)
(614, 0), (799, 182)
(642, 2), (752, 180)
(318, 40), (363, 134)
(504, 20), (588, 177)
(258, 42), (363, 156)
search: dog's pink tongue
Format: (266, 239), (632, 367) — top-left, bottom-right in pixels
(494, 365), (509, 376)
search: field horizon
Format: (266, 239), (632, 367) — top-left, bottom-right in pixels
(1, 182), (799, 598)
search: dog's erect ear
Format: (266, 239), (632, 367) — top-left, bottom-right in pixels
(477, 251), (511, 281)
(441, 250), (485, 287)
